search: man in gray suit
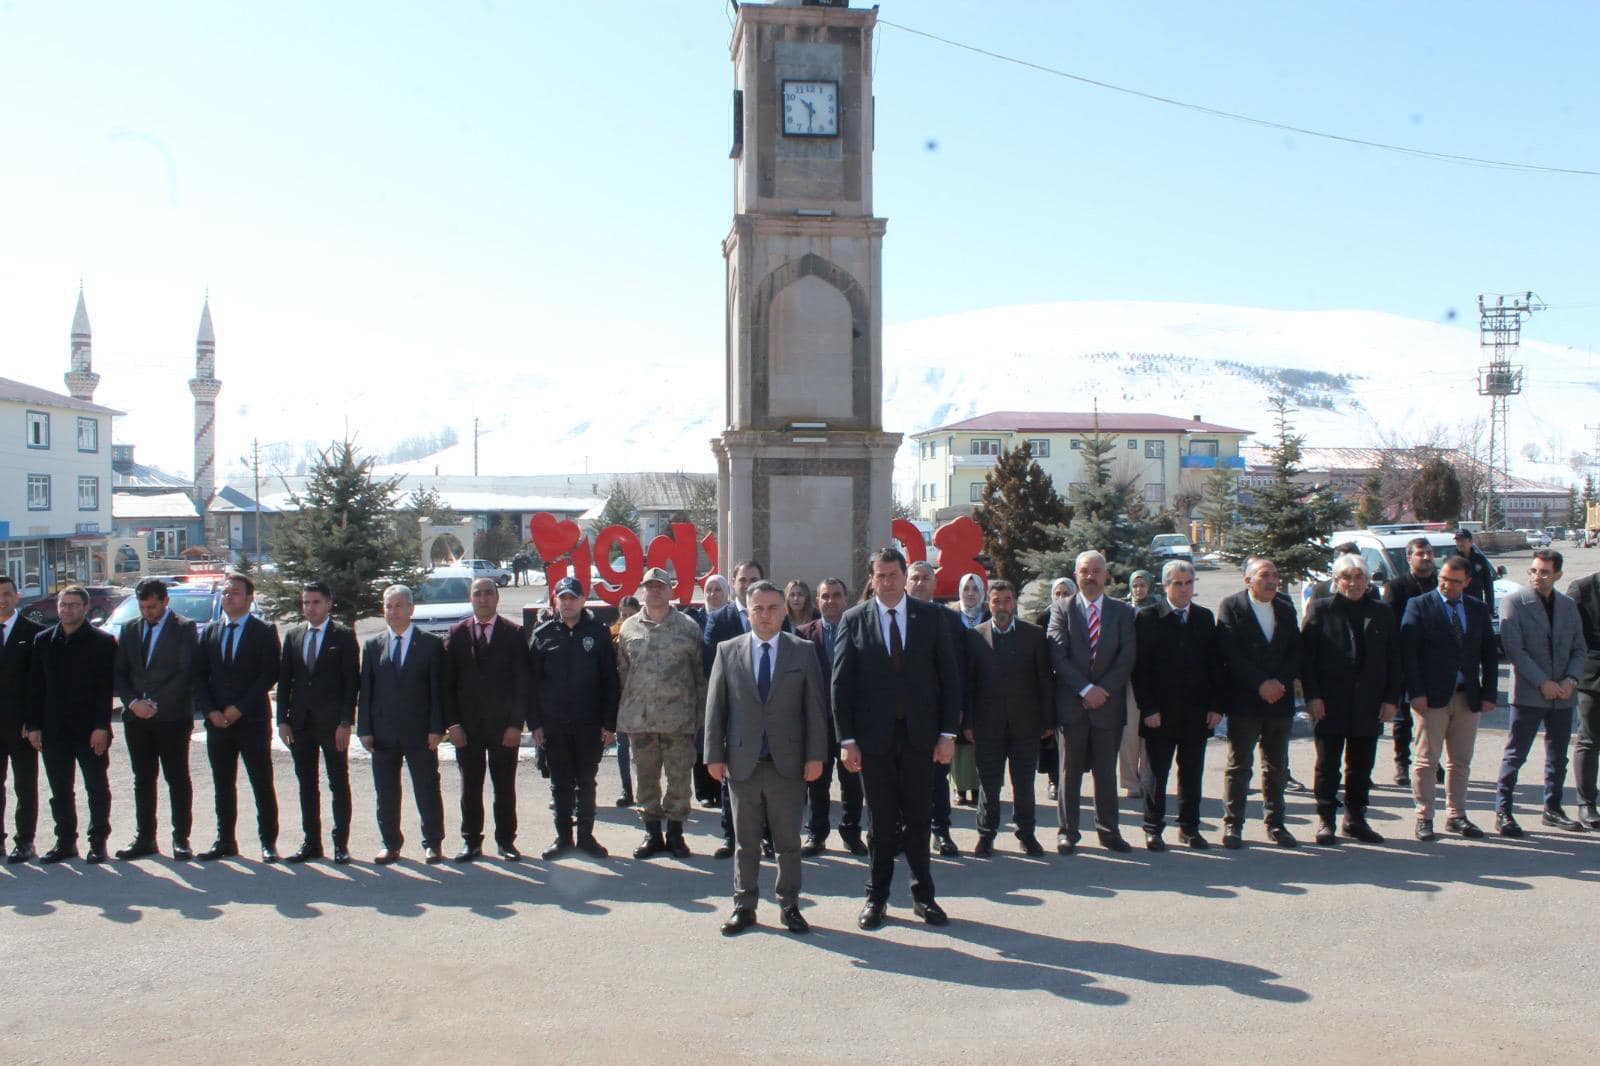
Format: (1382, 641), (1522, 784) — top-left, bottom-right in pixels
(358, 584), (447, 864)
(1047, 550), (1136, 853)
(705, 581), (827, 936)
(1494, 548), (1589, 835)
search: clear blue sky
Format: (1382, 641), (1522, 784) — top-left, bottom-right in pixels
(2, 1), (1595, 474)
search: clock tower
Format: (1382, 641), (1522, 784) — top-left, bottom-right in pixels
(714, 0), (899, 588)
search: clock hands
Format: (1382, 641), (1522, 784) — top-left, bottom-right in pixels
(802, 98), (815, 131)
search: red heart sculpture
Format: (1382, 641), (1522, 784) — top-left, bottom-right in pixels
(529, 512), (581, 561)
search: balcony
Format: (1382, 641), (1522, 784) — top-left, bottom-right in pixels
(949, 453), (1000, 469)
(1179, 455), (1245, 470)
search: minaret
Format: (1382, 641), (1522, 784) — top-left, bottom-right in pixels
(64, 286), (100, 401)
(188, 297), (221, 522)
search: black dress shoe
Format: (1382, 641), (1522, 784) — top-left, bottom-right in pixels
(1446, 815), (1484, 838)
(614, 795), (634, 808)
(720, 907), (757, 937)
(1268, 825), (1298, 848)
(839, 832), (868, 856)
(424, 846), (444, 864)
(456, 845), (484, 863)
(1496, 813), (1524, 838)
(858, 900), (886, 930)
(575, 836), (607, 858)
(913, 900), (949, 926)
(6, 842), (34, 864)
(499, 844), (524, 861)
(1178, 830), (1210, 850)
(780, 905), (809, 934)
(1056, 832), (1076, 855)
(40, 843), (78, 864)
(1542, 807), (1585, 832)
(85, 846), (108, 864)
(1415, 818), (1437, 841)
(285, 844), (324, 864)
(540, 839), (572, 861)
(713, 839), (735, 859)
(1394, 765), (1411, 787)
(374, 849), (401, 865)
(261, 846), (281, 864)
(1343, 820), (1384, 844)
(1578, 804), (1600, 829)
(933, 830), (960, 857)
(1315, 821), (1338, 846)
(1284, 774), (1308, 793)
(172, 841), (193, 861)
(198, 842), (238, 862)
(972, 834), (995, 858)
(1099, 832), (1132, 853)
(332, 847), (352, 865)
(761, 839), (776, 860)
(1016, 831), (1045, 856)
(800, 837), (824, 858)
(1143, 830), (1165, 852)
(115, 840), (159, 861)
(1221, 828), (1243, 850)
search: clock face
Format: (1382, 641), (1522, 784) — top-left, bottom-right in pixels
(782, 80), (839, 137)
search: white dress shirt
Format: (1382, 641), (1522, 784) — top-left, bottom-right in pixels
(1249, 596), (1277, 642)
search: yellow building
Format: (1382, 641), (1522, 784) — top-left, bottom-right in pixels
(911, 410), (1252, 523)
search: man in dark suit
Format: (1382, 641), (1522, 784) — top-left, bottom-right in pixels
(441, 577), (531, 862)
(1493, 549), (1588, 835)
(1568, 568), (1600, 828)
(0, 575), (43, 863)
(1047, 550), (1137, 854)
(833, 547), (960, 930)
(113, 578), (199, 861)
(1383, 537), (1438, 785)
(795, 577), (866, 857)
(907, 560), (966, 858)
(1215, 556), (1303, 848)
(964, 579), (1053, 857)
(24, 585), (116, 863)
(358, 584), (447, 864)
(705, 580), (828, 936)
(1400, 555), (1499, 840)
(276, 580), (359, 864)
(1132, 560), (1223, 850)
(194, 572), (282, 863)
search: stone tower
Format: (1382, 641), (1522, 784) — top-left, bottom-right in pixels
(713, 0), (900, 587)
(188, 298), (221, 524)
(64, 287), (100, 401)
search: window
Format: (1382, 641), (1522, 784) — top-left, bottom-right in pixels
(76, 417), (98, 452)
(25, 411), (49, 449)
(969, 438), (1001, 456)
(1024, 438), (1050, 458)
(77, 476), (99, 511)
(1070, 439), (1082, 450)
(27, 474), (50, 510)
(1143, 483), (1166, 506)
(1190, 439), (1219, 457)
(969, 483), (984, 502)
(1128, 439), (1138, 449)
(1144, 440), (1165, 459)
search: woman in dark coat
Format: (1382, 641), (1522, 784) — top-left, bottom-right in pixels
(1300, 553), (1403, 845)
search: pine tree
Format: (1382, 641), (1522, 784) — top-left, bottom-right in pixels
(1355, 471), (1386, 528)
(1410, 456), (1463, 522)
(595, 482), (642, 535)
(1197, 464), (1238, 548)
(265, 440), (417, 625)
(1224, 393), (1351, 581)
(403, 486), (464, 566)
(974, 443), (1072, 584)
(474, 515), (521, 565)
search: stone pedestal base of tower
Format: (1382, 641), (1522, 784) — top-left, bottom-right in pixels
(713, 429), (901, 588)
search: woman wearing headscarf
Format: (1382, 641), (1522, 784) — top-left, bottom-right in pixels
(948, 572), (988, 804)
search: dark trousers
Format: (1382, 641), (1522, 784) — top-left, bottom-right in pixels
(372, 741), (444, 851)
(1314, 734), (1378, 822)
(860, 721), (936, 905)
(543, 722), (603, 837)
(1392, 707), (1414, 767)
(975, 730), (1040, 835)
(1142, 733), (1206, 833)
(1496, 704), (1575, 814)
(41, 735), (111, 847)
(615, 732), (633, 799)
(1575, 692), (1600, 808)
(1223, 715), (1292, 828)
(289, 732), (351, 849)
(205, 721), (278, 847)
(929, 760), (953, 832)
(123, 716), (192, 844)
(1057, 718), (1123, 837)
(0, 727), (39, 848)
(805, 748), (864, 839)
(456, 739), (519, 847)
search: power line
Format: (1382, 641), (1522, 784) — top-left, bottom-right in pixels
(878, 19), (1600, 178)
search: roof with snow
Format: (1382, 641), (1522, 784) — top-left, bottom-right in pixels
(113, 491), (199, 520)
(0, 376), (121, 416)
(918, 411), (1252, 436)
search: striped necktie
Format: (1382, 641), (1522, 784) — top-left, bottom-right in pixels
(1087, 602), (1101, 665)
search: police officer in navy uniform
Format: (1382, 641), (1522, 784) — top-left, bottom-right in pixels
(529, 577), (619, 859)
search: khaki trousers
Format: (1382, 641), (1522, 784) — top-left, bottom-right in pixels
(1119, 693), (1147, 791)
(1411, 692), (1480, 821)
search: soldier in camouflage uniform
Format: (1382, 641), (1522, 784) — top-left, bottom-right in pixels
(617, 567), (708, 859)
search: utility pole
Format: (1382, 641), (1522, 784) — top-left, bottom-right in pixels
(1476, 292), (1543, 528)
(473, 417), (479, 477)
(251, 437), (261, 561)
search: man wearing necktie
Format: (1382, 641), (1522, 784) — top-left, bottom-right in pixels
(0, 575), (44, 864)
(275, 580), (360, 864)
(113, 579), (199, 861)
(193, 573), (282, 863)
(795, 577), (865, 856)
(358, 584), (446, 864)
(704, 581), (827, 936)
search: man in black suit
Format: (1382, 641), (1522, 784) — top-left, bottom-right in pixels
(833, 547), (960, 930)
(24, 585), (116, 863)
(795, 577), (866, 857)
(1215, 556), (1303, 849)
(358, 584), (447, 864)
(194, 572), (282, 863)
(0, 575), (43, 863)
(964, 579), (1053, 857)
(113, 578), (199, 861)
(1383, 537), (1438, 785)
(276, 580), (360, 864)
(442, 577), (531, 862)
(1569, 569), (1600, 828)
(1132, 560), (1224, 850)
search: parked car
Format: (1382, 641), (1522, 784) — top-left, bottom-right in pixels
(454, 558), (512, 587)
(96, 580), (266, 634)
(1150, 533), (1194, 563)
(411, 567), (476, 636)
(20, 585), (133, 627)
(1521, 529), (1552, 548)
